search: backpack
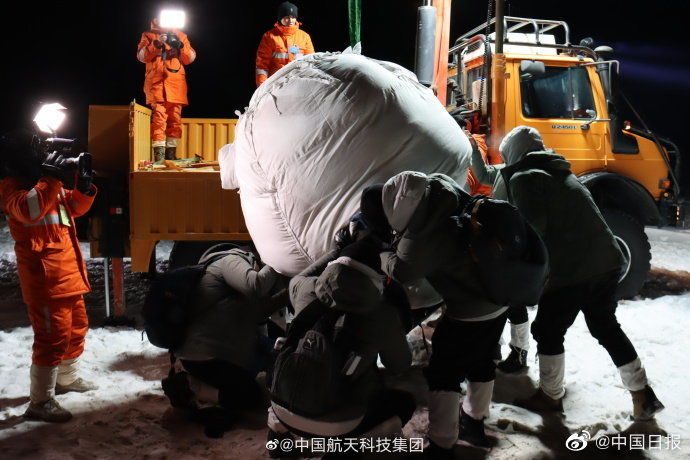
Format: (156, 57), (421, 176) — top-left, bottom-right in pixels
(269, 301), (353, 418)
(458, 196), (549, 307)
(143, 253), (228, 350)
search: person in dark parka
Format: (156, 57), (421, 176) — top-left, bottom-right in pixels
(266, 235), (414, 455)
(163, 245), (289, 420)
(499, 126), (663, 421)
(467, 125), (545, 373)
(380, 172), (509, 453)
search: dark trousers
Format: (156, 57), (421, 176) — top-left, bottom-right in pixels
(531, 270), (638, 367)
(508, 305), (528, 325)
(181, 359), (264, 411)
(425, 312), (508, 391)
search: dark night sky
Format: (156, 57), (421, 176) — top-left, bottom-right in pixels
(7, 0), (690, 192)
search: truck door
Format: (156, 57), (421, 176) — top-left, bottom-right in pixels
(513, 63), (607, 174)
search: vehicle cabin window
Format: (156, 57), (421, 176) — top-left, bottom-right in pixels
(520, 66), (595, 119)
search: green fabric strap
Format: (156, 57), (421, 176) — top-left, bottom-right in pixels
(348, 0), (362, 47)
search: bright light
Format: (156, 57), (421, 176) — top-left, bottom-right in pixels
(159, 9), (186, 29)
(33, 103), (67, 134)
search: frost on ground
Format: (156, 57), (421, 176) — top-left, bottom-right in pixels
(0, 226), (688, 459)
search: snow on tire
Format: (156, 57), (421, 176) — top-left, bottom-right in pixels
(601, 208), (651, 299)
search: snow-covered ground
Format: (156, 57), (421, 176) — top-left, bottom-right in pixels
(0, 227), (688, 459)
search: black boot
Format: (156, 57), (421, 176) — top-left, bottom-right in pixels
(153, 146), (165, 162)
(165, 146), (178, 160)
(458, 409), (490, 449)
(161, 371), (196, 410)
(497, 345), (528, 373)
(631, 385), (665, 421)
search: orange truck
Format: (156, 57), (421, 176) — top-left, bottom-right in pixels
(87, 102), (250, 313)
(439, 11), (685, 297)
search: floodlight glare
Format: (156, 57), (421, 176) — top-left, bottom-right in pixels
(33, 103), (67, 134)
(159, 9), (186, 29)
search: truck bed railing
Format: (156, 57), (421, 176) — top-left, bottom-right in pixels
(449, 16), (596, 59)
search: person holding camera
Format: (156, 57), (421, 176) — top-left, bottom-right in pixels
(0, 131), (97, 423)
(137, 18), (196, 161)
(255, 2), (314, 87)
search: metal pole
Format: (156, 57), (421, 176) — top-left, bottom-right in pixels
(103, 257), (110, 317)
(494, 0), (505, 54)
(415, 2), (437, 85)
(111, 257), (126, 316)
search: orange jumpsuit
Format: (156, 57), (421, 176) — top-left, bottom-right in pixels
(0, 176), (96, 367)
(255, 22), (314, 87)
(467, 133), (495, 196)
(137, 20), (196, 147)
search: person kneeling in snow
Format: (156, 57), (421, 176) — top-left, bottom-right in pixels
(163, 244), (289, 436)
(266, 229), (415, 457)
(497, 126), (664, 421)
(0, 131), (98, 423)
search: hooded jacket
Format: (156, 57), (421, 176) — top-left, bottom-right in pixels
(174, 248), (288, 367)
(380, 172), (507, 320)
(281, 243), (411, 434)
(503, 152), (625, 289)
(255, 22), (314, 86)
(470, 125), (546, 201)
(137, 19), (196, 105)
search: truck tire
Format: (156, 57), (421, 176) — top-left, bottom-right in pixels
(601, 208), (651, 299)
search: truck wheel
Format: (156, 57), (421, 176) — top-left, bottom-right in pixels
(601, 208), (651, 299)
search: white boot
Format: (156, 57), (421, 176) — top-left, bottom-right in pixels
(55, 357), (97, 394)
(538, 353), (566, 400)
(25, 364), (72, 423)
(462, 381), (494, 420)
(618, 357), (648, 391)
(30, 364), (57, 403)
(427, 390), (460, 450)
(509, 322), (530, 350)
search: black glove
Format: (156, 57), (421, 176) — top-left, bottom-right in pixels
(153, 39), (164, 49)
(41, 152), (70, 181)
(333, 223), (354, 251)
(76, 152), (94, 194)
(167, 33), (183, 50)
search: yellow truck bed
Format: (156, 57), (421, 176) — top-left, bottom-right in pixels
(88, 103), (250, 272)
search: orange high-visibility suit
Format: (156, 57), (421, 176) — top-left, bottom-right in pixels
(467, 133), (494, 196)
(0, 176), (96, 367)
(255, 22), (314, 87)
(137, 19), (196, 148)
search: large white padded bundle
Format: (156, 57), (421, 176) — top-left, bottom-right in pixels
(220, 52), (471, 276)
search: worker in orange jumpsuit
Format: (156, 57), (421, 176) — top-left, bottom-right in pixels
(0, 132), (97, 423)
(137, 18), (196, 161)
(255, 2), (315, 87)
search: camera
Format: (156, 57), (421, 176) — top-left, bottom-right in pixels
(162, 32), (183, 50)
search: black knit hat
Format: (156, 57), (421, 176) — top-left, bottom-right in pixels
(277, 2), (298, 20)
(360, 184), (392, 242)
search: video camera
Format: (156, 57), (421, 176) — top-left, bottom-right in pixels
(161, 32), (183, 50)
(37, 136), (92, 187)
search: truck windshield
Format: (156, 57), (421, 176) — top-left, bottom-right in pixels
(520, 66), (595, 119)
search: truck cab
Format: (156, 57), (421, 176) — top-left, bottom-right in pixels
(448, 16), (684, 297)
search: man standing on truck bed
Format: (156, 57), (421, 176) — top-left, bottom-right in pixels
(255, 2), (314, 87)
(137, 17), (196, 162)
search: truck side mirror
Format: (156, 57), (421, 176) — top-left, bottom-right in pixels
(520, 60), (545, 78)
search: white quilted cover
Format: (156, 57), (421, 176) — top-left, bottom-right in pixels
(219, 52), (471, 275)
